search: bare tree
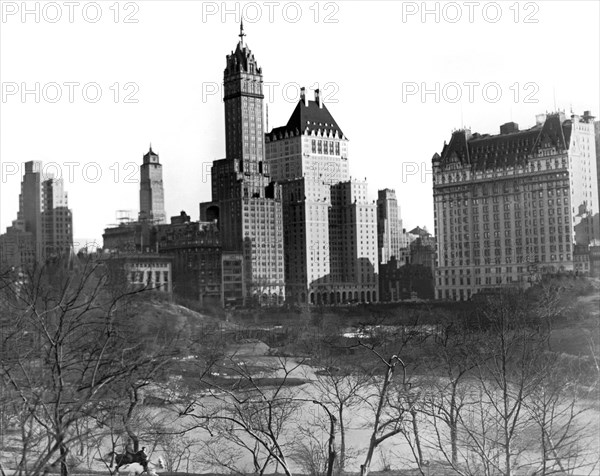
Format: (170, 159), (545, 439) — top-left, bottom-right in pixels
(181, 355), (305, 476)
(356, 339), (418, 476)
(289, 400), (337, 476)
(525, 352), (599, 476)
(155, 433), (198, 473)
(197, 416), (274, 475)
(421, 320), (480, 473)
(305, 355), (374, 473)
(0, 259), (179, 476)
(457, 294), (543, 476)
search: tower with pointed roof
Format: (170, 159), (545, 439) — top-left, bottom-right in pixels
(222, 19), (267, 173)
(200, 23), (285, 306)
(139, 145), (166, 224)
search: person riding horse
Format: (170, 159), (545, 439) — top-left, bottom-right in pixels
(135, 447), (149, 469)
(110, 446), (149, 473)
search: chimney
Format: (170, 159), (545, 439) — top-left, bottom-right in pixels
(500, 122), (519, 134)
(300, 86), (307, 106)
(315, 89), (322, 108)
(535, 113), (547, 126)
(582, 110), (595, 123)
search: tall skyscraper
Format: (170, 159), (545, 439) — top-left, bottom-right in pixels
(41, 176), (73, 259)
(433, 111), (599, 301)
(139, 146), (166, 224)
(265, 88), (378, 305)
(329, 180), (378, 304)
(0, 161), (73, 268)
(377, 189), (403, 265)
(200, 22), (285, 305)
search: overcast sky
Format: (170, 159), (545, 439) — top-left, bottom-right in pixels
(1, 0), (599, 248)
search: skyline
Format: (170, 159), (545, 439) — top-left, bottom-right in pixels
(1, 1), (599, 246)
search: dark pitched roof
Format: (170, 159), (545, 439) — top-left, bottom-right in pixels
(225, 41), (261, 75)
(438, 113), (572, 171)
(266, 99), (346, 141)
(409, 226), (430, 237)
(144, 147), (158, 158)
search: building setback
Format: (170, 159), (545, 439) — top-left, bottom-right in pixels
(329, 180), (378, 303)
(200, 23), (285, 305)
(377, 189), (404, 265)
(433, 111), (599, 301)
(0, 161), (73, 268)
(265, 89), (378, 305)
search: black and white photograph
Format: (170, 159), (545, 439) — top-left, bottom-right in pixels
(1, 1), (599, 475)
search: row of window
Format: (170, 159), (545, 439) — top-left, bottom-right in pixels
(130, 270), (169, 284)
(311, 139), (341, 156)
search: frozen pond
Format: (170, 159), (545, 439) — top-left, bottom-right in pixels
(143, 354), (600, 475)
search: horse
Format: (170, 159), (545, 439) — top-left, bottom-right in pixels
(107, 451), (164, 475)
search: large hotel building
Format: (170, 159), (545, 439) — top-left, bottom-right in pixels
(433, 111), (599, 301)
(265, 88), (378, 305)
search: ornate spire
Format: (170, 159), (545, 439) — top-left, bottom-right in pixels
(239, 18), (246, 46)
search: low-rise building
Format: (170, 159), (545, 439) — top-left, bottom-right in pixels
(100, 253), (172, 294)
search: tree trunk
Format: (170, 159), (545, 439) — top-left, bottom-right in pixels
(60, 442), (69, 476)
(450, 418), (458, 467)
(325, 412), (337, 476)
(339, 407), (346, 474)
(124, 386), (141, 452)
(449, 385), (458, 467)
(360, 440), (376, 476)
(360, 353), (401, 476)
(410, 407), (424, 468)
